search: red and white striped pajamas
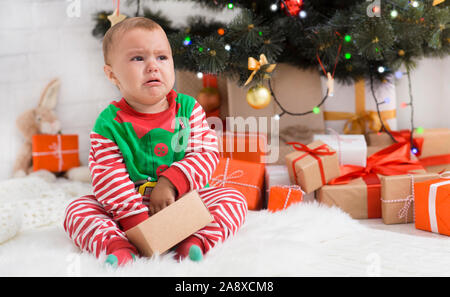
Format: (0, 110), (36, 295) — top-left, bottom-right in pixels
(63, 96), (247, 258)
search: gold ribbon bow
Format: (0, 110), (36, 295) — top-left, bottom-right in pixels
(324, 79), (396, 134)
(341, 110), (392, 134)
(244, 54), (276, 86)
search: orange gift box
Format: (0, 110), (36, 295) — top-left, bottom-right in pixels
(210, 158), (264, 210)
(32, 134), (80, 172)
(414, 177), (450, 236)
(217, 131), (267, 163)
(267, 185), (303, 213)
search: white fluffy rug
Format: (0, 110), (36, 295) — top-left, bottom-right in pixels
(0, 173), (449, 277)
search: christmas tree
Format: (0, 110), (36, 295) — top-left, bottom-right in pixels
(93, 0), (449, 86)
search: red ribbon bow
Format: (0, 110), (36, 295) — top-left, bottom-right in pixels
(329, 142), (424, 185)
(327, 142), (424, 218)
(287, 142), (336, 185)
(390, 130), (424, 157)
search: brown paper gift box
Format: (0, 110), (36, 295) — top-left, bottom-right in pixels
(381, 172), (439, 225)
(125, 191), (213, 257)
(317, 176), (382, 219)
(285, 140), (340, 194)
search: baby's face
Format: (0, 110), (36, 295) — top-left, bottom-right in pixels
(104, 27), (175, 110)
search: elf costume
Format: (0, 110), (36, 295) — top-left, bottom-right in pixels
(63, 90), (247, 264)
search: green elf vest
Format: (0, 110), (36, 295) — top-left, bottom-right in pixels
(93, 91), (203, 188)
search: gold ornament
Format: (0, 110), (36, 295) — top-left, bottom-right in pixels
(433, 0), (445, 6)
(107, 8), (126, 27)
(398, 49), (405, 56)
(246, 85), (271, 109)
(244, 54), (276, 86)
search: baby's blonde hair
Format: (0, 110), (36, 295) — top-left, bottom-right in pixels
(102, 17), (162, 65)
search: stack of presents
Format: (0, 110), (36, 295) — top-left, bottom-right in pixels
(29, 67), (450, 239)
(175, 67), (450, 238)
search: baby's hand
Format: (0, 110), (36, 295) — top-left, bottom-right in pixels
(148, 176), (176, 215)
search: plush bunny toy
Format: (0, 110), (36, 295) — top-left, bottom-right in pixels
(12, 79), (62, 177)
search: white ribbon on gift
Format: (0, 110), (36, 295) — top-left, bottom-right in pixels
(32, 134), (78, 172)
(428, 171), (450, 233)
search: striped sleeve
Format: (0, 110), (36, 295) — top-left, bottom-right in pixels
(160, 102), (219, 198)
(89, 132), (148, 231)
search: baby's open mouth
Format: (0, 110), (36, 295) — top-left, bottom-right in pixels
(144, 78), (162, 85)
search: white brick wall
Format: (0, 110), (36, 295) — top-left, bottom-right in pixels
(0, 0), (448, 180)
(0, 0), (238, 180)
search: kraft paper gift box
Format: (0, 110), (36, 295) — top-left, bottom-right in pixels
(414, 177), (450, 236)
(285, 140), (340, 194)
(217, 131), (267, 164)
(32, 134), (80, 172)
(313, 134), (367, 167)
(274, 124), (325, 165)
(211, 158), (265, 210)
(381, 172), (439, 225)
(321, 77), (397, 135)
(367, 146), (387, 157)
(317, 142), (425, 219)
(267, 185), (303, 213)
(367, 129), (450, 173)
(125, 191), (213, 257)
(317, 175), (383, 219)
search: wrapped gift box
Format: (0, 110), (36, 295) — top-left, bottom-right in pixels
(265, 165), (314, 205)
(32, 134), (80, 172)
(414, 177), (450, 236)
(217, 131), (267, 164)
(313, 134), (367, 167)
(318, 142), (425, 219)
(367, 129), (450, 173)
(285, 140), (340, 194)
(317, 175), (382, 219)
(125, 191), (213, 257)
(367, 146), (387, 157)
(322, 77), (397, 134)
(267, 185), (303, 213)
(211, 158), (265, 210)
(381, 172), (439, 225)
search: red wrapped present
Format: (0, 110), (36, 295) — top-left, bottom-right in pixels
(267, 185), (304, 213)
(414, 173), (450, 236)
(217, 131), (267, 163)
(210, 158), (265, 210)
(32, 134), (80, 172)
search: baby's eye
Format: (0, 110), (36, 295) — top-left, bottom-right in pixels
(158, 55), (168, 61)
(131, 56), (144, 61)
